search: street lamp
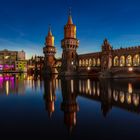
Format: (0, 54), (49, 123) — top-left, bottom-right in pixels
(128, 67), (133, 72)
(87, 67), (90, 70)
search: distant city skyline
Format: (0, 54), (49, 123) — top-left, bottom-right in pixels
(0, 0), (140, 59)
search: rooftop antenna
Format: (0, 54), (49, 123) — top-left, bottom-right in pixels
(69, 7), (72, 16)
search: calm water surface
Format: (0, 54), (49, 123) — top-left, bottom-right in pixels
(0, 74), (140, 139)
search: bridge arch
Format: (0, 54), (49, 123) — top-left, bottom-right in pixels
(133, 94), (139, 106)
(79, 59), (82, 66)
(133, 54), (140, 66)
(113, 56), (119, 66)
(85, 59), (89, 66)
(119, 91), (125, 103)
(126, 93), (131, 104)
(82, 59), (85, 66)
(126, 55), (132, 66)
(89, 58), (92, 66)
(120, 55), (125, 66)
(97, 58), (100, 66)
(92, 58), (96, 66)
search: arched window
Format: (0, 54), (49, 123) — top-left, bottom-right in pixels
(114, 56), (119, 66)
(89, 58), (92, 66)
(93, 58), (96, 66)
(120, 56), (125, 66)
(79, 59), (82, 66)
(133, 54), (140, 66)
(126, 55), (132, 66)
(97, 58), (100, 66)
(85, 59), (88, 66)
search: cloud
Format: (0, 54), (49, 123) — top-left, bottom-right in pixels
(0, 38), (43, 59)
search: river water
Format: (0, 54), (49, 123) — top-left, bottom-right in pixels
(0, 74), (140, 139)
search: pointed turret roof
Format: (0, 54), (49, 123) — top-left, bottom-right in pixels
(67, 8), (73, 25)
(48, 25), (52, 36)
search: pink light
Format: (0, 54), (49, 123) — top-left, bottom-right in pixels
(0, 65), (3, 68)
(5, 77), (9, 80)
(0, 76), (14, 81)
(0, 77), (3, 80)
(4, 64), (14, 68)
(10, 77), (14, 80)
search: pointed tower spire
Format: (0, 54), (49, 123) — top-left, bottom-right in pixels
(45, 24), (54, 46)
(48, 24), (52, 36)
(67, 7), (73, 25)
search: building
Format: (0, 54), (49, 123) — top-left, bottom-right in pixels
(43, 10), (140, 78)
(18, 50), (25, 60)
(27, 55), (44, 75)
(15, 60), (27, 72)
(0, 49), (17, 71)
(0, 49), (27, 72)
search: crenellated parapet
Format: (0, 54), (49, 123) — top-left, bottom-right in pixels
(113, 46), (140, 57)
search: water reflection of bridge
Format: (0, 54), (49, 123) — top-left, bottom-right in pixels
(78, 79), (140, 115)
(43, 76), (140, 132)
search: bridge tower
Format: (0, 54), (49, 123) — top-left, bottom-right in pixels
(43, 26), (56, 74)
(101, 39), (113, 70)
(61, 77), (79, 133)
(44, 76), (56, 118)
(100, 39), (113, 78)
(60, 9), (79, 76)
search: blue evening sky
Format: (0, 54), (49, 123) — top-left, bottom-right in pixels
(0, 0), (140, 59)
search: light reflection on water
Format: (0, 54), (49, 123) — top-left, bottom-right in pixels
(0, 74), (140, 139)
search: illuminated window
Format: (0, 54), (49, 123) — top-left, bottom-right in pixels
(4, 56), (10, 59)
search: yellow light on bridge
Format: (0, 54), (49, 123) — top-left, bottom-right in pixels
(87, 67), (90, 70)
(128, 83), (133, 94)
(128, 67), (133, 72)
(6, 81), (9, 96)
